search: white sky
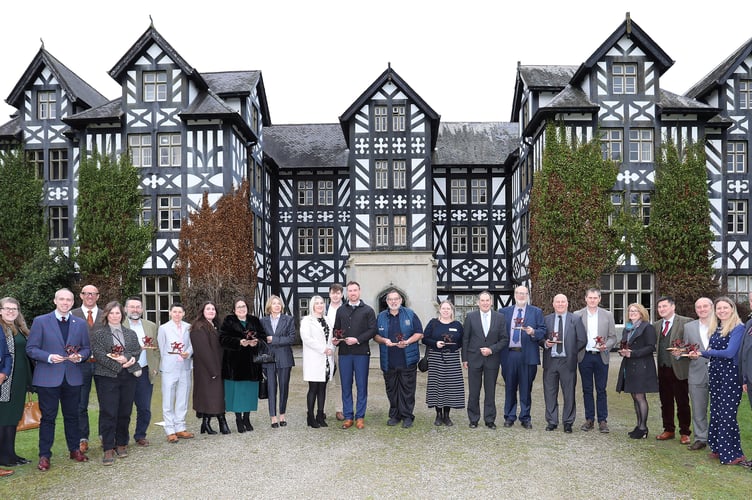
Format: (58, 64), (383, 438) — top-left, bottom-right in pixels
(1, 0), (751, 126)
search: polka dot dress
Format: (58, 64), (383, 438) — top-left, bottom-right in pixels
(707, 326), (744, 464)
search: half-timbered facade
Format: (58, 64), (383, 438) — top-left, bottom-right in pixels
(2, 15), (751, 324)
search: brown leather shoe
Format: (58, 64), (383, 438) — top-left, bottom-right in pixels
(69, 450), (89, 462)
(37, 457), (50, 471)
(167, 434), (179, 443)
(79, 439), (89, 453)
(656, 431), (675, 440)
(341, 419), (354, 429)
(116, 445), (128, 458)
(335, 411), (345, 421)
(598, 421), (609, 433)
(580, 420), (594, 431)
(680, 435), (691, 445)
(175, 431), (194, 439)
(135, 438), (150, 447)
(0, 468), (14, 476)
(355, 418), (365, 429)
(688, 440), (707, 451)
(102, 450), (115, 466)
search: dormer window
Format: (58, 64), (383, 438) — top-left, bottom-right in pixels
(37, 91), (56, 119)
(740, 80), (752, 109)
(612, 64), (636, 95)
(144, 71), (167, 102)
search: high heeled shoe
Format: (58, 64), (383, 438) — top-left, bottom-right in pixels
(235, 414), (246, 433)
(200, 416), (217, 435)
(628, 427), (648, 439)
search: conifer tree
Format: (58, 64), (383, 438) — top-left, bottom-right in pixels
(75, 151), (153, 302)
(175, 180), (257, 318)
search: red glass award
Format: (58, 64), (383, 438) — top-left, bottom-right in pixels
(107, 344), (125, 359)
(169, 341), (184, 355)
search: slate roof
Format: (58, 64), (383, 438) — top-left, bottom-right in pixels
(433, 122), (517, 165)
(0, 115), (22, 140)
(685, 36), (752, 99)
(264, 124), (349, 169)
(5, 48), (108, 110)
(657, 89), (721, 116)
(518, 65), (578, 90)
(63, 98), (122, 125)
(203, 71), (260, 95)
(264, 121), (516, 169)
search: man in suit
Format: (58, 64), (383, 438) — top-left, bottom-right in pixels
(333, 281), (377, 430)
(462, 290), (508, 429)
(375, 289), (423, 428)
(157, 303), (193, 443)
(124, 296), (159, 447)
(70, 284), (101, 453)
(26, 288), (91, 471)
(499, 285), (545, 428)
(541, 294), (587, 433)
(684, 297), (713, 451)
(325, 283), (345, 421)
(654, 296), (692, 444)
(575, 288), (617, 433)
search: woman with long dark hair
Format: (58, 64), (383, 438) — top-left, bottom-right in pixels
(190, 301), (229, 435)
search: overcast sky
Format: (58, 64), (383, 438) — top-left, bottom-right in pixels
(2, 0), (751, 126)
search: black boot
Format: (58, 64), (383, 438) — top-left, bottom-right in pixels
(307, 412), (320, 428)
(235, 413), (246, 433)
(316, 411), (328, 427)
(443, 407), (453, 427)
(201, 416), (217, 435)
(434, 408), (443, 426)
(218, 414), (231, 435)
(242, 412), (253, 431)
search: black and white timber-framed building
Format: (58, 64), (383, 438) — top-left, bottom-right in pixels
(1, 14), (751, 325)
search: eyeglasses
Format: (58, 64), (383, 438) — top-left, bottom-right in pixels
(1, 307), (18, 311)
(82, 292), (99, 296)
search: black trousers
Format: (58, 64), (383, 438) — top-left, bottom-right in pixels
(94, 370), (137, 451)
(383, 366), (417, 420)
(658, 365), (691, 435)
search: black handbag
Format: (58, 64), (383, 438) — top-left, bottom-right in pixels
(252, 342), (275, 364)
(418, 350), (429, 373)
(258, 373), (269, 400)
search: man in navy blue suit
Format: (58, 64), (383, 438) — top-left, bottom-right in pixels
(26, 288), (91, 471)
(499, 286), (546, 429)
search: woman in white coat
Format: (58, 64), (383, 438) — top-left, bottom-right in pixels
(300, 295), (335, 428)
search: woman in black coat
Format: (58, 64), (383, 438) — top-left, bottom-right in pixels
(219, 298), (264, 433)
(616, 303), (658, 439)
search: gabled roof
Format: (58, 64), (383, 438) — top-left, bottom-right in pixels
(339, 65), (440, 150)
(264, 124), (348, 169)
(433, 122), (518, 165)
(571, 14), (674, 85)
(0, 115), (22, 141)
(109, 24), (208, 91)
(657, 89), (721, 118)
(180, 88), (254, 138)
(511, 64), (578, 120)
(63, 98), (123, 126)
(5, 47), (108, 110)
(685, 36), (752, 99)
(203, 70), (272, 126)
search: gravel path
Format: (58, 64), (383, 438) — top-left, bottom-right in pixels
(15, 351), (687, 499)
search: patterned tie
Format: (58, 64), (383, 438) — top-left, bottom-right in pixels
(87, 310), (94, 328)
(556, 315), (564, 354)
(662, 320), (670, 337)
(513, 308), (522, 343)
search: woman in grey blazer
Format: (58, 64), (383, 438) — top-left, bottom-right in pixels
(616, 303), (658, 439)
(260, 295), (296, 427)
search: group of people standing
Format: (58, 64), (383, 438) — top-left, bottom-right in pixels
(2, 283), (752, 475)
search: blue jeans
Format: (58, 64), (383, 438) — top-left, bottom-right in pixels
(578, 352), (609, 422)
(339, 355), (370, 420)
(133, 369), (154, 441)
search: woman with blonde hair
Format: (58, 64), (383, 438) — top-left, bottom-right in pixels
(0, 297), (32, 474)
(691, 297), (746, 465)
(300, 296), (335, 428)
(615, 303), (658, 439)
(260, 295), (295, 427)
(422, 300), (465, 426)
